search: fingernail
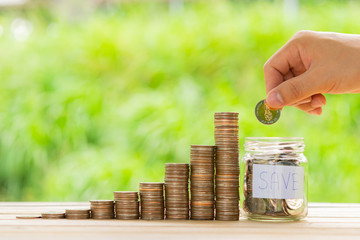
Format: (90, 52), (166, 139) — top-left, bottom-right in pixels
(266, 91), (284, 108)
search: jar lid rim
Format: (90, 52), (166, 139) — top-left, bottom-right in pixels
(245, 137), (303, 141)
(244, 137), (305, 152)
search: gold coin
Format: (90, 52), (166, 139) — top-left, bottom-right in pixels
(255, 99), (281, 125)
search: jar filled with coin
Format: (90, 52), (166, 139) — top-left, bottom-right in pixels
(242, 137), (308, 222)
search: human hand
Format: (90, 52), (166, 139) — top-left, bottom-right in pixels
(264, 30), (360, 115)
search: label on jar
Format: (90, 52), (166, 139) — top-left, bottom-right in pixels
(252, 164), (304, 199)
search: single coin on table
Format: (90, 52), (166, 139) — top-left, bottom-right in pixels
(255, 99), (281, 125)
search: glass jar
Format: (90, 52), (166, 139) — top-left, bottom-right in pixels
(242, 137), (308, 222)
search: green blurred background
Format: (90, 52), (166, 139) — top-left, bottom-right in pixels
(0, 0), (359, 202)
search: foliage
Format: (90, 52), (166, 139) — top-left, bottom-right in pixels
(0, 0), (359, 202)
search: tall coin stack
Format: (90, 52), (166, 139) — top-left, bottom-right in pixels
(114, 191), (139, 220)
(190, 145), (216, 220)
(90, 200), (114, 219)
(214, 112), (240, 221)
(164, 163), (189, 220)
(139, 182), (164, 220)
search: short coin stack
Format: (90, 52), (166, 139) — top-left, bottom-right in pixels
(65, 209), (90, 219)
(114, 191), (139, 220)
(16, 215), (41, 219)
(164, 163), (189, 220)
(214, 112), (240, 221)
(190, 145), (216, 220)
(41, 212), (65, 219)
(90, 200), (114, 219)
(139, 182), (164, 220)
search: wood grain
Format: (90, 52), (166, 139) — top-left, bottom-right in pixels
(0, 202), (359, 240)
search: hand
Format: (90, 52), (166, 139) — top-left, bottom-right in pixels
(264, 30), (360, 115)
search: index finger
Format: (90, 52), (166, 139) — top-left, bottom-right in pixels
(263, 39), (307, 94)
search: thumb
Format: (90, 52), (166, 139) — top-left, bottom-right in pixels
(266, 72), (319, 108)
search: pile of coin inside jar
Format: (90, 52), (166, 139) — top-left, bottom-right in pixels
(243, 159), (306, 216)
(242, 137), (308, 221)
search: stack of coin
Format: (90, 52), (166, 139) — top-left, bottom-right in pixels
(139, 182), (164, 220)
(41, 212), (65, 219)
(190, 145), (216, 220)
(214, 112), (240, 221)
(90, 200), (114, 219)
(114, 191), (139, 220)
(65, 209), (90, 219)
(164, 163), (189, 220)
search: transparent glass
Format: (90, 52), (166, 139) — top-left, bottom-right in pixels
(242, 137), (308, 222)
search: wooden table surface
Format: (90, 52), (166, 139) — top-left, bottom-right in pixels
(0, 202), (359, 240)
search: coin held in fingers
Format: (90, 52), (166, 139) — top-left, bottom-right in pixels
(255, 99), (281, 125)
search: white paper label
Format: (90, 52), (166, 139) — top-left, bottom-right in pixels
(252, 164), (304, 199)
